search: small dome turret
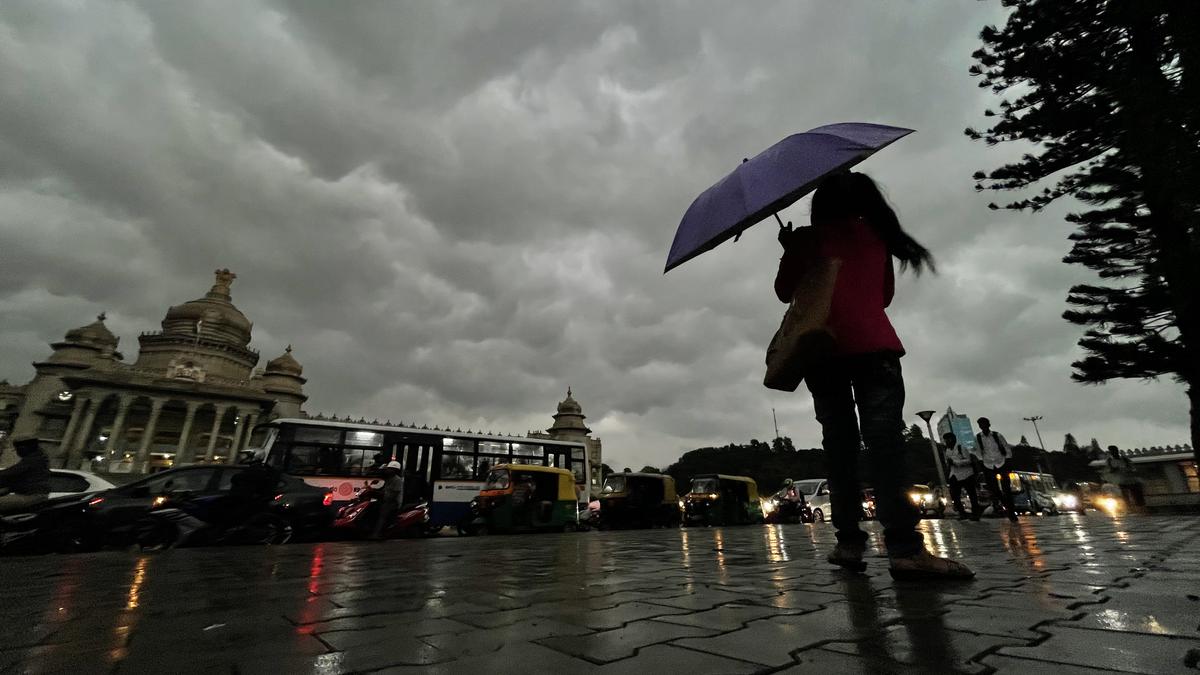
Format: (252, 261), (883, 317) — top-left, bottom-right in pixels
(265, 345), (303, 376)
(64, 313), (118, 348)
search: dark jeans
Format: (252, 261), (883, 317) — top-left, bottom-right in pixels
(805, 352), (922, 558)
(983, 465), (1016, 516)
(948, 474), (980, 517)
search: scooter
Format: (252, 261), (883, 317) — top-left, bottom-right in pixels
(331, 486), (435, 539)
(134, 493), (292, 550)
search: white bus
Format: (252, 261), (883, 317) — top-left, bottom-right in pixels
(253, 418), (589, 530)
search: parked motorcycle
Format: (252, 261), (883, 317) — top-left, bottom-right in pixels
(331, 485), (437, 539)
(134, 493), (292, 550)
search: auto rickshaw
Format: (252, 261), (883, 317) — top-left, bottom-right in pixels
(596, 472), (680, 529)
(682, 474), (763, 526)
(460, 464), (580, 535)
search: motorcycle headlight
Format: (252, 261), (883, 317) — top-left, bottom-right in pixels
(861, 501), (869, 509)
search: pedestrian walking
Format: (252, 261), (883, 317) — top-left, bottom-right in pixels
(1102, 446), (1144, 508)
(775, 172), (972, 580)
(975, 417), (1019, 522)
(942, 432), (980, 520)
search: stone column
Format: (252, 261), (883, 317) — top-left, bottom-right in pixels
(174, 402), (199, 465)
(136, 398), (166, 473)
(56, 396), (88, 464)
(103, 396), (133, 457)
(225, 410), (246, 464)
(67, 396), (102, 470)
(203, 404), (230, 463)
(237, 413), (259, 457)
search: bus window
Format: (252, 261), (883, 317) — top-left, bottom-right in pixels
(479, 441), (509, 455)
(344, 430), (383, 447)
(285, 445), (320, 473)
(440, 453), (474, 480)
(512, 443), (542, 458)
(295, 427), (343, 445)
(443, 438), (473, 454)
(475, 456), (504, 478)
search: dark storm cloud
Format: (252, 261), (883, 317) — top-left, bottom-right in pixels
(0, 1), (1189, 470)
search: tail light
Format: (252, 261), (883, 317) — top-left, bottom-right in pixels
(87, 496), (105, 508)
(322, 492), (334, 507)
(273, 494), (285, 502)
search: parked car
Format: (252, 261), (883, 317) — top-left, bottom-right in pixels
(45, 465), (334, 552)
(49, 470), (115, 499)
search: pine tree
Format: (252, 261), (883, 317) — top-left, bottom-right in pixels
(967, 1), (1200, 467)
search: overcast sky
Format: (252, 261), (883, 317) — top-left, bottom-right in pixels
(0, 1), (1190, 470)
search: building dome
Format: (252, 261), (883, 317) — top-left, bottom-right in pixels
(159, 269), (252, 348)
(264, 345), (303, 376)
(548, 387), (590, 438)
(556, 387), (583, 415)
(64, 313), (118, 347)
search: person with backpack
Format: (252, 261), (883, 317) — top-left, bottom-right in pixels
(942, 432), (981, 520)
(975, 417), (1018, 522)
(775, 172), (973, 580)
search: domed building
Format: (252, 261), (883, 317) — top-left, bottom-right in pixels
(536, 387), (604, 494)
(0, 269), (308, 474)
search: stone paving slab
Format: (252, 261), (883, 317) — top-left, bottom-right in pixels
(0, 514), (1198, 673)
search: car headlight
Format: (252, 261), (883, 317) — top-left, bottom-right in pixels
(1060, 495), (1078, 509)
(909, 493), (922, 504)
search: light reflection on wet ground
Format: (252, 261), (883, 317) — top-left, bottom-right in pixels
(0, 515), (1197, 673)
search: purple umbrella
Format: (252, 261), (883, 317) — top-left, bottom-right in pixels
(664, 122), (914, 273)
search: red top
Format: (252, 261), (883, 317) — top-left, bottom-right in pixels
(774, 218), (904, 356)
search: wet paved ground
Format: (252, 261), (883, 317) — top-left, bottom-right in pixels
(1, 514), (1198, 674)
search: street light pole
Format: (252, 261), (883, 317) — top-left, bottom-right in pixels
(916, 410), (947, 490)
(1023, 415), (1048, 474)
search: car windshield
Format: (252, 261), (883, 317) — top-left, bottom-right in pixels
(795, 480), (822, 495)
(485, 469), (510, 490)
(690, 478), (719, 494)
(602, 476), (626, 494)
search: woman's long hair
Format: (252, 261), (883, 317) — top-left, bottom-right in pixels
(810, 172), (935, 274)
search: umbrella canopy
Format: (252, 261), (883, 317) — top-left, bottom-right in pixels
(664, 122), (914, 273)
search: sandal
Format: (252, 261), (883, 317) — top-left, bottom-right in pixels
(827, 543), (868, 573)
(888, 550), (975, 581)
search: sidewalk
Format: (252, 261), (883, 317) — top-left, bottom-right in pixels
(0, 515), (1197, 673)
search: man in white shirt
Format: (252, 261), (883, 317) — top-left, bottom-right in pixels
(975, 417), (1019, 522)
(942, 432), (980, 520)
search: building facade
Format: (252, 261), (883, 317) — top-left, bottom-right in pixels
(937, 407), (977, 451)
(531, 387), (604, 495)
(1089, 445), (1199, 508)
(0, 270), (306, 474)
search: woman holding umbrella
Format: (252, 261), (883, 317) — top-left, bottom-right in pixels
(775, 172), (973, 580)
